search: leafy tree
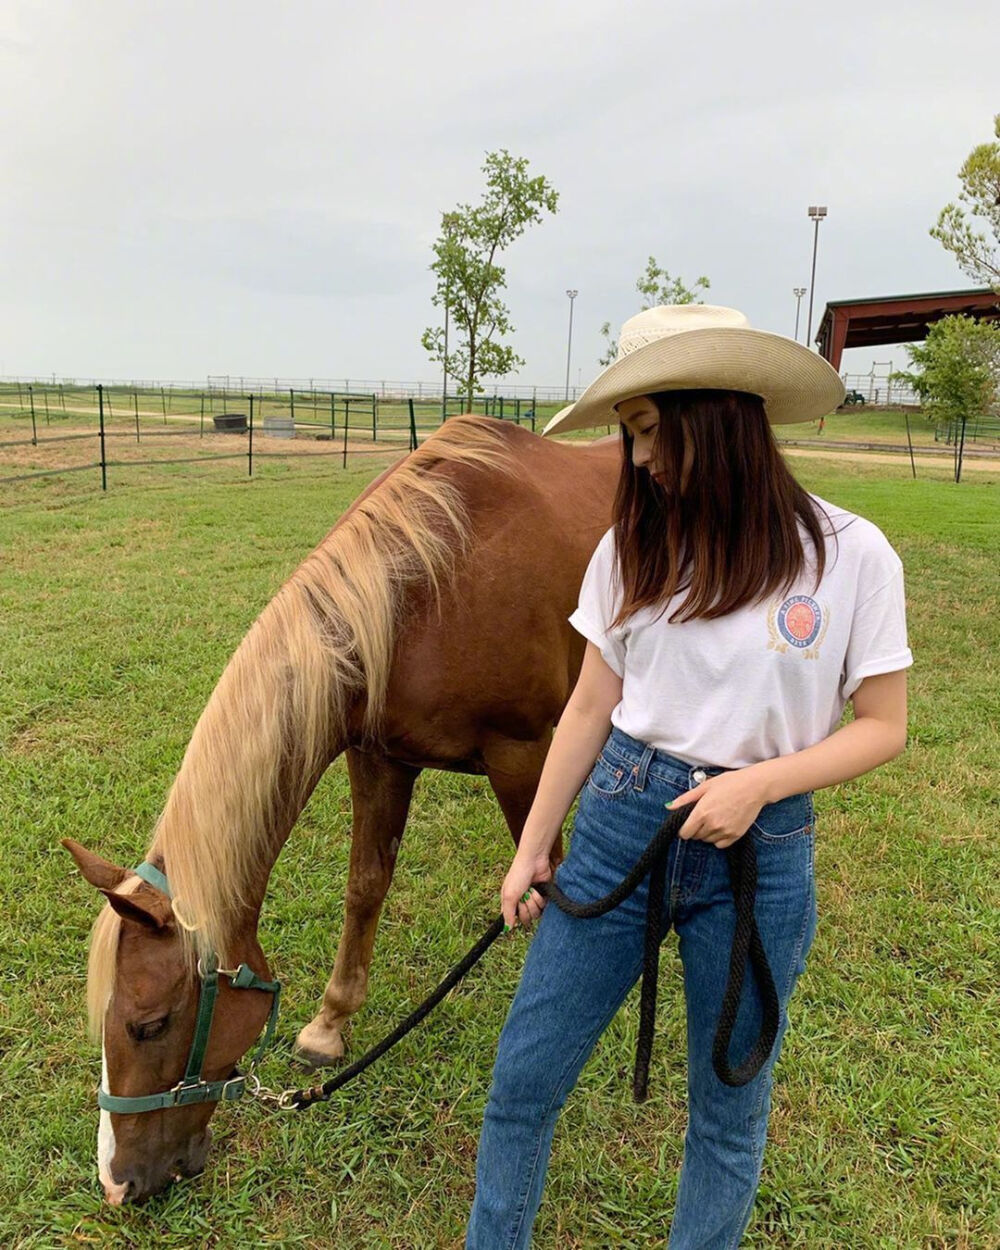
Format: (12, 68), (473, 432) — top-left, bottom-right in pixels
(930, 114), (1000, 291)
(422, 150), (558, 410)
(598, 258), (710, 366)
(891, 315), (1000, 429)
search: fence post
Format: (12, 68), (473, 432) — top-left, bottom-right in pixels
(43, 390), (50, 425)
(200, 393), (205, 437)
(134, 391), (140, 443)
(955, 413), (967, 484)
(904, 411), (917, 479)
(289, 388), (295, 427)
(60, 384), (66, 412)
(248, 394), (254, 477)
(161, 386), (167, 422)
(98, 384), (107, 491)
(330, 391), (336, 439)
(372, 393), (377, 442)
(342, 396), (350, 468)
(29, 385), (37, 445)
(408, 398), (419, 451)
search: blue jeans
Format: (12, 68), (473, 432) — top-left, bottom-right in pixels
(467, 728), (817, 1249)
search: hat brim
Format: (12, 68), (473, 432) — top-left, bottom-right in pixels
(543, 328), (845, 436)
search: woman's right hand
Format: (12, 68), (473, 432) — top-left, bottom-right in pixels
(501, 849), (553, 932)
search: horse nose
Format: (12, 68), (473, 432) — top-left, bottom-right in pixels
(101, 1162), (176, 1205)
(102, 1177), (133, 1206)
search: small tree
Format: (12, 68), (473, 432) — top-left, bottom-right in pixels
(892, 315), (1000, 431)
(422, 150), (558, 410)
(930, 114), (1000, 291)
(598, 258), (710, 366)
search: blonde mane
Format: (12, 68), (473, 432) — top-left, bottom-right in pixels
(87, 417), (512, 1030)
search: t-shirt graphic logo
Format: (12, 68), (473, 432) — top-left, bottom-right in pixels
(767, 595), (828, 658)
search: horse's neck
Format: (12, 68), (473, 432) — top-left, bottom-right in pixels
(151, 629), (350, 958)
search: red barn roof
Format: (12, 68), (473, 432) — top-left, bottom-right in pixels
(815, 287), (1000, 370)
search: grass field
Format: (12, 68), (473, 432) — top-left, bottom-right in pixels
(1, 444), (997, 1248)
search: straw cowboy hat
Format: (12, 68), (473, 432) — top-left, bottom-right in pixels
(542, 304), (845, 436)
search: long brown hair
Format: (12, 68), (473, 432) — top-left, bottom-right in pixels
(612, 389), (829, 625)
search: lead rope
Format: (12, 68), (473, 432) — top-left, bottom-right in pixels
(272, 806), (779, 1111)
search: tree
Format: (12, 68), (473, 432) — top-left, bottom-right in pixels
(598, 258), (710, 366)
(892, 315), (1000, 428)
(422, 150), (558, 410)
(930, 114), (1000, 291)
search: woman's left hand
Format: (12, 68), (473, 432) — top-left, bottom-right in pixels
(668, 767), (769, 850)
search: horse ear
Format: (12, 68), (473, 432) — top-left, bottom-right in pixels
(100, 886), (173, 931)
(62, 839), (129, 892)
(62, 839), (173, 930)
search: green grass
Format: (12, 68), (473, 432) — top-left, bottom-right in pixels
(776, 405), (998, 451)
(1, 455), (997, 1248)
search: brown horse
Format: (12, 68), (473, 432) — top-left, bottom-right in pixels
(65, 416), (619, 1204)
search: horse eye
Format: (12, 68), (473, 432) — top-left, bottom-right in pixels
(127, 1016), (170, 1042)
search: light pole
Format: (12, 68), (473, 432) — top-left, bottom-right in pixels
(805, 206), (827, 348)
(564, 289), (578, 402)
(793, 287), (807, 341)
(440, 218), (455, 422)
(441, 299), (449, 422)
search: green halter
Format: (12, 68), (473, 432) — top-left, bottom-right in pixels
(98, 862), (282, 1115)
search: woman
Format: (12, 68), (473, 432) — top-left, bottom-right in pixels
(466, 305), (912, 1249)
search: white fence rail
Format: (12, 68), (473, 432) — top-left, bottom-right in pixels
(2, 368), (923, 408)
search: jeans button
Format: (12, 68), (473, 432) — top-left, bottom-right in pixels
(692, 768), (708, 784)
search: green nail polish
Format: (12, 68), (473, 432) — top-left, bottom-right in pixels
(522, 891), (532, 902)
(503, 923), (510, 933)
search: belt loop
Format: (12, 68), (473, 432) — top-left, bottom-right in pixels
(633, 743), (656, 792)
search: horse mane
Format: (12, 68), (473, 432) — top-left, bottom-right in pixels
(87, 417), (513, 1027)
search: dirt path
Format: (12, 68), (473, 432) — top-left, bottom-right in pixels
(782, 446), (1000, 473)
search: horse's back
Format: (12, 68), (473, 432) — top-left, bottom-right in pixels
(382, 419), (619, 762)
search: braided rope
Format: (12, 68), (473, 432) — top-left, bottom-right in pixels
(285, 805), (778, 1110)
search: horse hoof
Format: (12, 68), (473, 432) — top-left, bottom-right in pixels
(294, 1045), (342, 1072)
(295, 1020), (346, 1069)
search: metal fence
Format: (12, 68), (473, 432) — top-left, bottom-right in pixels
(841, 368), (920, 407)
(1, 368), (927, 409)
(0, 382), (557, 495)
(0, 373), (581, 405)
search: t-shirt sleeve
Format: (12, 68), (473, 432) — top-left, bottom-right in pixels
(568, 529), (626, 677)
(842, 565), (914, 698)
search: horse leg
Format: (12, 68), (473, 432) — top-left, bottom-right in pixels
(295, 749), (419, 1068)
(484, 735), (563, 868)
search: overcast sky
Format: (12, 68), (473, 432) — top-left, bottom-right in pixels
(2, 0), (997, 393)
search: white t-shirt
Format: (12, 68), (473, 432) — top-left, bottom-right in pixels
(569, 495), (913, 769)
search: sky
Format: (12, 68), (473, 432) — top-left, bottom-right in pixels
(2, 0), (998, 396)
